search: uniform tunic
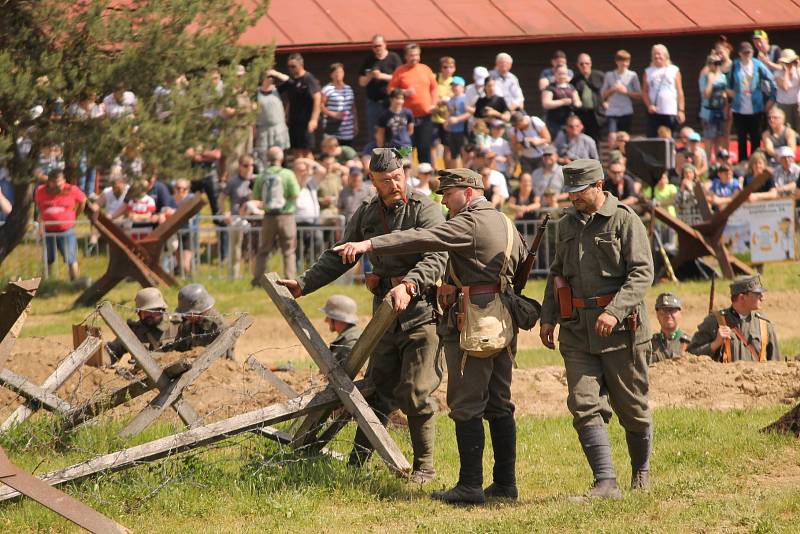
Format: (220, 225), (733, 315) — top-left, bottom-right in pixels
(650, 330), (691, 364)
(541, 193), (653, 433)
(106, 316), (180, 360)
(371, 198), (527, 422)
(173, 308), (233, 359)
(688, 307), (781, 362)
(330, 325), (363, 365)
(299, 189), (446, 418)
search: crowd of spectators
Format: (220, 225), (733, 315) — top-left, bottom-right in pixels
(5, 29), (800, 283)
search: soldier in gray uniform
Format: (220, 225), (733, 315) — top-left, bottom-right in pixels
(540, 159), (654, 499)
(278, 148), (446, 484)
(688, 275), (780, 362)
(106, 287), (179, 362)
(650, 292), (692, 364)
(322, 295), (363, 364)
(171, 284), (233, 359)
(333, 168), (531, 505)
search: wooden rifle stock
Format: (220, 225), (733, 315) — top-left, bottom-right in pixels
(708, 273), (716, 314)
(512, 214), (551, 294)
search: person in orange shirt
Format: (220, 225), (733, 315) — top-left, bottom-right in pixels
(388, 43), (439, 164)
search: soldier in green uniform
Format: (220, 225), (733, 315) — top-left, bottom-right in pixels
(278, 148), (446, 484)
(650, 292), (692, 364)
(171, 283), (233, 359)
(688, 275), (780, 362)
(540, 159), (654, 499)
(106, 287), (180, 362)
(322, 295), (363, 364)
(333, 168), (531, 505)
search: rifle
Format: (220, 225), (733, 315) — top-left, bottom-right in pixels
(512, 214), (551, 294)
(708, 272), (716, 314)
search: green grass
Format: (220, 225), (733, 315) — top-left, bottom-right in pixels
(1, 407), (798, 532)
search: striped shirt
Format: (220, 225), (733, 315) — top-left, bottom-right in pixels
(321, 83), (356, 141)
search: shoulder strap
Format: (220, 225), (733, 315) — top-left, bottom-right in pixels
(712, 310), (733, 363)
(758, 318), (768, 362)
(448, 261), (464, 288)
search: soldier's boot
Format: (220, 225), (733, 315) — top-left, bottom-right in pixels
(348, 411), (389, 467)
(431, 418), (485, 505)
(626, 428), (652, 491)
(569, 425), (621, 501)
(408, 414), (436, 484)
(484, 416), (518, 500)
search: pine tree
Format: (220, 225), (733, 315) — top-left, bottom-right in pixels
(0, 0), (271, 264)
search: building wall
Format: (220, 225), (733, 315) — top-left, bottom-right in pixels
(275, 29), (796, 151)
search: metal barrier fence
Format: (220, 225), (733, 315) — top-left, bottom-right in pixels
(13, 215), (554, 283)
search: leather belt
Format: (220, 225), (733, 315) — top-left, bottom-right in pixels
(462, 284), (501, 296)
(572, 294), (615, 309)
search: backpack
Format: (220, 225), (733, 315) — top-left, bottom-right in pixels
(262, 171), (285, 212)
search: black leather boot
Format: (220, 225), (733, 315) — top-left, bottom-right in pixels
(484, 416), (518, 500)
(431, 418), (485, 505)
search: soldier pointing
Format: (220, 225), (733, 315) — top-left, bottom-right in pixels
(540, 159), (654, 499)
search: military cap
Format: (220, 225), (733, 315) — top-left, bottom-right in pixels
(369, 147), (406, 173)
(562, 159), (604, 193)
(321, 295), (358, 325)
(730, 275), (767, 296)
(655, 292), (682, 310)
(435, 168), (484, 194)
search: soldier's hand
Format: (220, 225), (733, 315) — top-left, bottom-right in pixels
(539, 323), (556, 349)
(717, 326), (732, 340)
(276, 279), (302, 298)
(595, 312), (618, 338)
(333, 240), (372, 264)
(388, 284), (412, 313)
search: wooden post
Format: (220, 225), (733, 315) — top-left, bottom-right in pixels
(0, 278), (40, 370)
(0, 369), (72, 413)
(72, 324), (106, 367)
(293, 298), (395, 448)
(261, 273), (411, 475)
(119, 315), (252, 437)
(1, 336), (101, 431)
(246, 356), (299, 399)
(0, 380), (375, 502)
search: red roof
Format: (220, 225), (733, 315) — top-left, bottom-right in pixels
(238, 0), (800, 52)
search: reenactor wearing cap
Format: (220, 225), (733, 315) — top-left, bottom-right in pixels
(277, 147), (446, 484)
(171, 283), (233, 359)
(333, 167), (531, 505)
(106, 287), (180, 363)
(688, 275), (780, 362)
(540, 159), (654, 499)
(650, 292), (691, 364)
(322, 295), (363, 365)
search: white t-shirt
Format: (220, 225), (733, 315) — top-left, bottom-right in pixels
(776, 68), (800, 106)
(101, 185), (129, 216)
(488, 169), (509, 199)
(295, 181), (320, 224)
(488, 136), (512, 173)
(464, 84), (485, 108)
(645, 64), (680, 115)
(102, 91), (137, 119)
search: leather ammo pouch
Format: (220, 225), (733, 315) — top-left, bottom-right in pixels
(450, 216), (516, 363)
(364, 273), (405, 297)
(554, 275), (573, 319)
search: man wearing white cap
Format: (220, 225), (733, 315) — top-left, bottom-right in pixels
(773, 145), (799, 196)
(465, 66), (489, 109)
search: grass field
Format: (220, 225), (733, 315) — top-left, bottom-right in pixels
(0, 407), (798, 533)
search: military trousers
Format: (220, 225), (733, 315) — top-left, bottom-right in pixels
(443, 334), (516, 423)
(365, 321), (442, 419)
(561, 342), (651, 433)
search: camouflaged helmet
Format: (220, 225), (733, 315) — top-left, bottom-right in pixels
(135, 287), (168, 312)
(176, 283), (215, 314)
(321, 295), (358, 325)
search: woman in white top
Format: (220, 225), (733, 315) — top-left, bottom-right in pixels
(775, 49), (800, 132)
(641, 44), (685, 137)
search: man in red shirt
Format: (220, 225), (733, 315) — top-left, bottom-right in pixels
(35, 169), (86, 281)
(388, 44), (439, 164)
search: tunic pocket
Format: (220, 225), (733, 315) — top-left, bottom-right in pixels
(594, 231), (623, 278)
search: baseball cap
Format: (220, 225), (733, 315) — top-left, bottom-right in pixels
(688, 132), (701, 142)
(739, 41), (754, 53)
(541, 144), (557, 155)
(451, 76), (466, 86)
(473, 66), (489, 84)
(717, 148), (730, 160)
(489, 119), (506, 129)
(417, 162), (434, 174)
(349, 166), (363, 176)
(753, 29), (768, 40)
(777, 146), (795, 159)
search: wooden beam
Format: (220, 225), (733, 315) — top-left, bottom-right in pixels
(0, 369), (71, 413)
(98, 303), (200, 427)
(119, 315), (252, 437)
(0, 448), (129, 533)
(246, 356), (299, 399)
(0, 380), (375, 502)
(0, 278), (40, 369)
(262, 273), (411, 475)
(1, 337), (101, 431)
(293, 298), (395, 448)
(252, 426), (346, 461)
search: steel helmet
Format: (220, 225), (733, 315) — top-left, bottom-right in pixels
(134, 287), (168, 312)
(176, 283), (215, 314)
(320, 295), (358, 325)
